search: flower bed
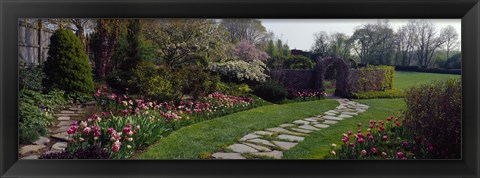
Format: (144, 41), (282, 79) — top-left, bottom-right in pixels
(287, 89), (326, 101)
(327, 116), (435, 160)
(58, 86), (266, 159)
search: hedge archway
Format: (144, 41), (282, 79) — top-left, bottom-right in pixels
(314, 57), (350, 97)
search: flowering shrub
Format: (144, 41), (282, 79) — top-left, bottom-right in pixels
(208, 60), (269, 83)
(327, 116), (436, 160)
(287, 89), (325, 101)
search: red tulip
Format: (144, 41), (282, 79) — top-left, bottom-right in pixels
(397, 152), (405, 159)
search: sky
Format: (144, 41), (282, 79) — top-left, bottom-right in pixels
(260, 19), (461, 51)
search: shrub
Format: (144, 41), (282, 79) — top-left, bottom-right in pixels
(253, 80), (288, 103)
(349, 89), (404, 99)
(127, 61), (177, 100)
(283, 55), (315, 70)
(39, 145), (110, 159)
(208, 60), (269, 83)
(403, 78), (461, 159)
(19, 65), (46, 91)
(347, 65), (394, 93)
(19, 89), (71, 143)
(43, 29), (95, 94)
(216, 83), (253, 96)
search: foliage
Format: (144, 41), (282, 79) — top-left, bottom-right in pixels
(19, 89), (71, 143)
(349, 89), (404, 99)
(19, 65), (46, 91)
(253, 80), (288, 103)
(39, 145), (110, 159)
(216, 83), (253, 96)
(43, 29), (95, 94)
(347, 65), (394, 93)
(327, 117), (434, 159)
(443, 52), (461, 69)
(403, 78), (461, 159)
(234, 40), (269, 62)
(283, 55), (315, 70)
(208, 60), (269, 83)
(143, 19), (228, 68)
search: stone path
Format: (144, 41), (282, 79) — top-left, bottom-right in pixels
(19, 103), (93, 159)
(211, 98), (369, 159)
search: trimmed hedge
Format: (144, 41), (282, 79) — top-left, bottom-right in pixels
(394, 66), (461, 75)
(347, 65), (394, 93)
(253, 80), (288, 103)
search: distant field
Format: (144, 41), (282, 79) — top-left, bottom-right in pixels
(393, 71), (460, 90)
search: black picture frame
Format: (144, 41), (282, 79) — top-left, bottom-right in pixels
(1, 0), (479, 177)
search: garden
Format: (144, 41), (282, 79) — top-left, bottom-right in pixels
(18, 19), (461, 160)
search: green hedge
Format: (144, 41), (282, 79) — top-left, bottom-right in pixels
(348, 65), (394, 93)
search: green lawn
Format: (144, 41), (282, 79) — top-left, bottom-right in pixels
(283, 98), (405, 159)
(393, 71), (460, 90)
(138, 99), (338, 159)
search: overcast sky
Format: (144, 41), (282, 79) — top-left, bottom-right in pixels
(260, 19), (461, 51)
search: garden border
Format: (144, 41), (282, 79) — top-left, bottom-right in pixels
(1, 0), (479, 178)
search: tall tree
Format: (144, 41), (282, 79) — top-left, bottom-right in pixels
(91, 19), (121, 78)
(350, 20), (395, 65)
(411, 20), (446, 67)
(440, 25), (459, 60)
(220, 19), (268, 44)
(328, 32), (351, 59)
(311, 31), (330, 57)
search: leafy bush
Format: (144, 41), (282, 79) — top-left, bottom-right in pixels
(19, 65), (46, 91)
(253, 80), (288, 103)
(39, 145), (110, 159)
(208, 60), (269, 83)
(403, 78), (461, 159)
(19, 89), (71, 143)
(283, 55), (315, 70)
(349, 89), (404, 99)
(216, 83), (253, 96)
(43, 29), (95, 94)
(348, 65), (394, 93)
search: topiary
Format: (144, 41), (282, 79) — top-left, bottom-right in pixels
(284, 55), (315, 70)
(253, 80), (287, 103)
(43, 29), (95, 95)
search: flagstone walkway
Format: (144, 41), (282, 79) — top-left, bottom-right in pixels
(211, 98), (369, 159)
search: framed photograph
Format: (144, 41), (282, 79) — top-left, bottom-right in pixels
(1, 0), (479, 177)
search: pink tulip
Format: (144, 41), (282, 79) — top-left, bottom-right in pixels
(397, 152), (405, 159)
(112, 144), (120, 153)
(83, 127), (91, 135)
(371, 147), (377, 154)
(382, 152), (387, 157)
(382, 135), (388, 141)
(361, 150), (367, 156)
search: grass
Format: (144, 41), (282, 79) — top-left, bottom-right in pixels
(138, 99), (338, 159)
(283, 98), (405, 159)
(393, 71), (460, 90)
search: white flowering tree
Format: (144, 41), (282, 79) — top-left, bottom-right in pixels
(208, 60), (269, 83)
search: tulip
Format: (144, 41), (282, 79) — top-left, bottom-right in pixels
(368, 135), (374, 141)
(371, 147), (377, 154)
(349, 142), (355, 148)
(361, 150), (367, 156)
(382, 152), (387, 157)
(331, 151), (336, 156)
(331, 143), (337, 148)
(112, 144), (120, 153)
(347, 131), (352, 135)
(357, 123), (362, 127)
(107, 128), (114, 135)
(397, 152), (405, 159)
(382, 135), (388, 141)
(83, 127), (91, 135)
(427, 144), (434, 152)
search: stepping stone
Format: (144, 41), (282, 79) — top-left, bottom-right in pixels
(357, 104), (369, 108)
(254, 131), (274, 136)
(277, 134), (304, 142)
(19, 145), (45, 155)
(57, 121), (75, 127)
(51, 142), (68, 152)
(298, 125), (320, 131)
(290, 128), (313, 134)
(32, 136), (50, 145)
(338, 114), (353, 118)
(272, 141), (298, 150)
(239, 134), (260, 142)
(60, 110), (75, 114)
(322, 116), (343, 121)
(324, 112), (337, 116)
(310, 121), (320, 125)
(55, 113), (80, 117)
(250, 150), (283, 159)
(293, 120), (310, 125)
(22, 155), (39, 159)
(51, 132), (69, 141)
(52, 126), (70, 133)
(266, 127), (306, 136)
(342, 112), (358, 115)
(44, 150), (63, 155)
(356, 109), (367, 113)
(212, 152), (246, 159)
(279, 123), (295, 128)
(84, 101), (97, 105)
(336, 106), (347, 109)
(57, 116), (70, 121)
(227, 144), (258, 153)
(304, 118), (319, 122)
(314, 124), (330, 129)
(242, 142), (272, 152)
(324, 120), (338, 125)
(247, 138), (276, 147)
(327, 110), (339, 114)
(69, 107), (83, 111)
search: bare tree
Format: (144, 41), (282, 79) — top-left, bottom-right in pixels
(411, 20), (446, 67)
(311, 31), (330, 57)
(220, 19), (267, 44)
(440, 25), (459, 60)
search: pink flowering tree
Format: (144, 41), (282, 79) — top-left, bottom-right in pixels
(234, 40), (269, 62)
